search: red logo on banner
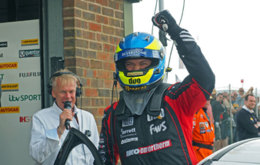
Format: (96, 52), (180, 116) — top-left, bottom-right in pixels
(19, 116), (32, 123)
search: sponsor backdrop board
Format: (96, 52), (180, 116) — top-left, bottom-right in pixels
(0, 20), (41, 164)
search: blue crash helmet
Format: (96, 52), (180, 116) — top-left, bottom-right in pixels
(114, 32), (166, 92)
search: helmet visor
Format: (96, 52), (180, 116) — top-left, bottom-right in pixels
(115, 48), (162, 62)
(115, 48), (162, 71)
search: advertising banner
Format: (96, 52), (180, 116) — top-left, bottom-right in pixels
(0, 19), (41, 164)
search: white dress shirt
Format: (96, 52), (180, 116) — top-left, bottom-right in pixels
(29, 103), (99, 165)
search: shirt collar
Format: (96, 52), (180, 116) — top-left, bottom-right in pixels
(242, 105), (254, 113)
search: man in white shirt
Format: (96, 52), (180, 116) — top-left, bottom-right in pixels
(29, 69), (99, 165)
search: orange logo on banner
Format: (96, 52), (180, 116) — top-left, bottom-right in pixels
(1, 83), (19, 91)
(0, 107), (20, 113)
(21, 38), (39, 45)
(0, 62), (18, 69)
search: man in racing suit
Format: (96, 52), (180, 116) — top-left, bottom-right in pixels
(192, 100), (215, 162)
(98, 10), (215, 165)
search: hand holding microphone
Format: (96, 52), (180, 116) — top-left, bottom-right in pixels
(57, 101), (74, 137)
(64, 101), (72, 130)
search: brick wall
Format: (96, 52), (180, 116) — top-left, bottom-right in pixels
(63, 0), (124, 130)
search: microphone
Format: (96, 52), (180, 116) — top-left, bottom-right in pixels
(64, 101), (72, 130)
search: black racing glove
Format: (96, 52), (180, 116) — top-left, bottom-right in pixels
(152, 10), (183, 40)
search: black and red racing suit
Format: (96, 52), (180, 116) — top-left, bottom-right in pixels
(98, 29), (215, 165)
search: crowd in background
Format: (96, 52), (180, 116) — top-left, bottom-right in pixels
(210, 87), (260, 151)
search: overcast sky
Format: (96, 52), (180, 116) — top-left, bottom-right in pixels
(133, 0), (260, 94)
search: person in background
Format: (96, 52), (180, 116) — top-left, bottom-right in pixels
(236, 94), (260, 141)
(211, 93), (225, 151)
(231, 91), (239, 142)
(231, 91), (239, 115)
(208, 89), (217, 124)
(192, 100), (215, 162)
(222, 92), (234, 145)
(219, 95), (230, 147)
(207, 99), (214, 125)
(257, 101), (260, 121)
(222, 92), (233, 113)
(210, 89), (217, 103)
(233, 87), (253, 142)
(236, 87), (254, 111)
(29, 69), (99, 165)
(98, 10), (215, 165)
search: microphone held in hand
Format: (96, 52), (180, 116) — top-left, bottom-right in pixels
(64, 101), (72, 130)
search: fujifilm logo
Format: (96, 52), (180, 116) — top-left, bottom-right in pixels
(19, 72), (41, 78)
